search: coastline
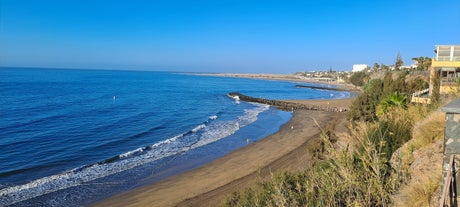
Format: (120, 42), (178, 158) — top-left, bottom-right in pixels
(91, 98), (352, 207)
(201, 73), (360, 92)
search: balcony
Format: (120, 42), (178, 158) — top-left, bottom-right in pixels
(434, 45), (460, 63)
(436, 56), (460, 61)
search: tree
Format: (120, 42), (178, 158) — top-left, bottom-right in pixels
(411, 56), (432, 70)
(395, 52), (404, 70)
(424, 57), (432, 70)
(376, 92), (408, 117)
(366, 65), (371, 72)
(381, 64), (390, 71)
(349, 79), (384, 121)
(349, 71), (368, 87)
(373, 63), (380, 71)
(382, 72), (394, 96)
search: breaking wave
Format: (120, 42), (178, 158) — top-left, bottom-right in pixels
(0, 103), (269, 206)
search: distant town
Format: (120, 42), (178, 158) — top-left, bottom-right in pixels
(295, 53), (433, 83)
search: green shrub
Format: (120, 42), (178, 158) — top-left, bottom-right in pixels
(372, 108), (414, 161)
(223, 73), (426, 207)
(349, 71), (369, 87)
(349, 72), (413, 122)
(222, 125), (408, 207)
(349, 79), (383, 121)
(376, 92), (408, 117)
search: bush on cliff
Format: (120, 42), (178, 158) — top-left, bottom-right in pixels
(349, 72), (413, 122)
(376, 92), (408, 118)
(222, 120), (409, 206)
(349, 71), (369, 87)
(348, 79), (383, 121)
(223, 73), (427, 207)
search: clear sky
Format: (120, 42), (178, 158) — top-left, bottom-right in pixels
(0, 0), (459, 73)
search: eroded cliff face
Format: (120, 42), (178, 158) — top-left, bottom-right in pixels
(390, 109), (446, 207)
(391, 139), (443, 207)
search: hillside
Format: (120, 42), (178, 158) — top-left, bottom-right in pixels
(223, 71), (453, 206)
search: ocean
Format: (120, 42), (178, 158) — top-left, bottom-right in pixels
(0, 67), (350, 206)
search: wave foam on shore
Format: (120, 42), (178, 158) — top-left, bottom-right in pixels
(0, 103), (270, 206)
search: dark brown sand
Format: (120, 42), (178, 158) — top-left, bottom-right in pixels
(92, 98), (352, 207)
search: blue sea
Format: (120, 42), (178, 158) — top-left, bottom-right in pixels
(0, 67), (350, 206)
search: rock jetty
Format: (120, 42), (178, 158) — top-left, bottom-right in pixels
(228, 92), (348, 112)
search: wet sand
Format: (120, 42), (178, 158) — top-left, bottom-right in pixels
(92, 98), (352, 207)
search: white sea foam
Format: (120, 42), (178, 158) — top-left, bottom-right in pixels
(230, 95), (240, 104)
(119, 147), (144, 158)
(0, 134), (190, 206)
(0, 103), (270, 206)
(191, 121), (240, 149)
(192, 124), (206, 133)
(239, 103), (270, 127)
(209, 115), (218, 120)
(191, 103), (269, 149)
(0, 130), (193, 206)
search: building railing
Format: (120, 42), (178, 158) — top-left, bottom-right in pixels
(440, 154), (457, 207)
(412, 88), (430, 97)
(435, 56), (460, 61)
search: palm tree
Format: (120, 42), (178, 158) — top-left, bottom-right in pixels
(423, 57), (432, 70)
(376, 92), (408, 117)
(411, 57), (432, 70)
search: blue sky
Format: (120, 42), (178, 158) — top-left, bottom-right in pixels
(0, 0), (459, 73)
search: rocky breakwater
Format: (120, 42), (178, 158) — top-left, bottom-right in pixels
(228, 92), (348, 112)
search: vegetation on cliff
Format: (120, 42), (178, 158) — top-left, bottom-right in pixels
(222, 71), (445, 207)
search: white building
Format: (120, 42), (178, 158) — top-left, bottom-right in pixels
(352, 64), (369, 72)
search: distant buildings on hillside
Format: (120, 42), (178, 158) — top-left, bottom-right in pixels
(295, 70), (349, 83)
(352, 63), (418, 72)
(352, 64), (369, 72)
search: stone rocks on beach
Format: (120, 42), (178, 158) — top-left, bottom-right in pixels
(228, 92), (348, 112)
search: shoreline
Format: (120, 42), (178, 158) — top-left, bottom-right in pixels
(91, 98), (353, 207)
(207, 73), (361, 99)
(200, 73), (360, 92)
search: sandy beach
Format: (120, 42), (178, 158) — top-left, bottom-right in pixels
(203, 73), (359, 92)
(92, 97), (353, 207)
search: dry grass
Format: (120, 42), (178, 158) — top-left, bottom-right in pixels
(411, 109), (445, 149)
(391, 106), (445, 207)
(394, 170), (441, 207)
(222, 91), (453, 207)
(223, 121), (407, 207)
